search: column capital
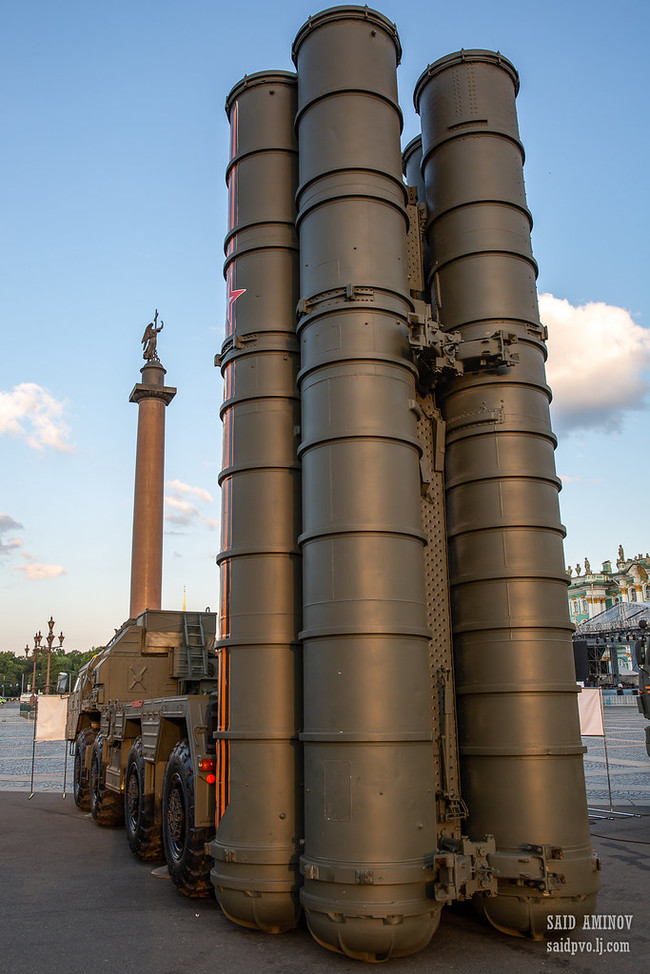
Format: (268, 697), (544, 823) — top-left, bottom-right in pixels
(129, 383), (177, 406)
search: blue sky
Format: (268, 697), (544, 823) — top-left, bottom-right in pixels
(2, 0), (649, 653)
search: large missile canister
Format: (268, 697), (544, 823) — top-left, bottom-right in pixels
(293, 7), (441, 960)
(415, 52), (599, 936)
(210, 71), (302, 933)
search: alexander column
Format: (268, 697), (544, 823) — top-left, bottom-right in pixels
(129, 310), (176, 619)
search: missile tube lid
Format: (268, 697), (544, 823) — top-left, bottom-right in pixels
(292, 4), (402, 64)
(225, 70), (298, 120)
(413, 49), (520, 114)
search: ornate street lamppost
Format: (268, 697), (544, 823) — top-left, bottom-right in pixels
(45, 617), (55, 694)
(57, 631), (66, 692)
(30, 631), (42, 700)
(23, 644), (30, 695)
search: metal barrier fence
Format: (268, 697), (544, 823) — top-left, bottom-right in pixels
(602, 694), (638, 707)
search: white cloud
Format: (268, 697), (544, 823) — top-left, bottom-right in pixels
(0, 513), (24, 558)
(0, 383), (74, 452)
(165, 489), (218, 530)
(165, 495), (201, 525)
(1, 516), (66, 578)
(1, 537), (23, 556)
(166, 479), (213, 503)
(557, 474), (603, 485)
(540, 294), (650, 433)
(14, 562), (66, 580)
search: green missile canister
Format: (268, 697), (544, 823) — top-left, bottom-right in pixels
(414, 50), (599, 938)
(210, 70), (303, 933)
(293, 7), (442, 960)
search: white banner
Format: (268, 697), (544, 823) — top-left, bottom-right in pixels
(578, 687), (604, 736)
(35, 695), (68, 742)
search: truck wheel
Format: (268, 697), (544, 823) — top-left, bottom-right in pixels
(162, 739), (212, 897)
(125, 737), (162, 861)
(73, 728), (96, 810)
(90, 734), (124, 827)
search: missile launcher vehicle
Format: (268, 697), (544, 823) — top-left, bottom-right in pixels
(67, 4), (600, 962)
(66, 609), (219, 894)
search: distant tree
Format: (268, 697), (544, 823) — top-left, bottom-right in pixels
(0, 647), (104, 694)
(0, 651), (27, 695)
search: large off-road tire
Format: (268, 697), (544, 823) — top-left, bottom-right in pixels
(125, 736), (162, 861)
(162, 739), (213, 897)
(73, 728), (96, 810)
(89, 734), (124, 827)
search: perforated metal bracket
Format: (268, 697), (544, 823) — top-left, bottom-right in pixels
(457, 330), (519, 372)
(433, 836), (498, 902)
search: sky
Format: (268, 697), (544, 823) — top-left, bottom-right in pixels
(1, 0), (649, 653)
